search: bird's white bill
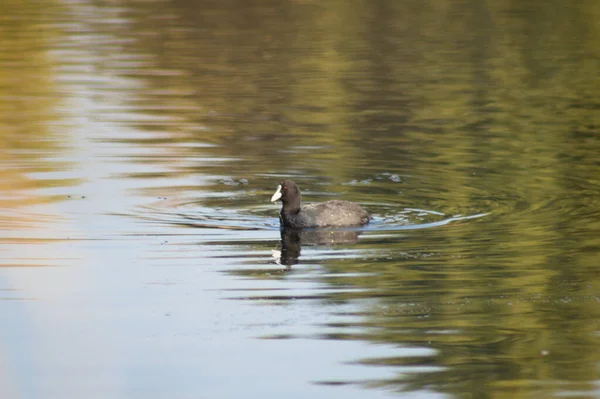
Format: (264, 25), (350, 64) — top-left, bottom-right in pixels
(270, 185), (282, 202)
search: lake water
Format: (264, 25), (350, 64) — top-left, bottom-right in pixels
(1, 1), (600, 398)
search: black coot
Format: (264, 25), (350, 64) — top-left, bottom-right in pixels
(270, 180), (370, 228)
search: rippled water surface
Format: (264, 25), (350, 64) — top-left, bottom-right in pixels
(1, 1), (600, 398)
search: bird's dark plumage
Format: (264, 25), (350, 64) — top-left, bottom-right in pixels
(270, 180), (370, 228)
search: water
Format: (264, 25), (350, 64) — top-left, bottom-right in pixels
(1, 1), (600, 398)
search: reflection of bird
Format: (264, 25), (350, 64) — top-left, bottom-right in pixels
(270, 180), (370, 228)
(277, 228), (363, 266)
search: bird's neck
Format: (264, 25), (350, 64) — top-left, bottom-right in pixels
(283, 196), (302, 214)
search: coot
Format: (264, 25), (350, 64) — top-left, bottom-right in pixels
(270, 180), (370, 228)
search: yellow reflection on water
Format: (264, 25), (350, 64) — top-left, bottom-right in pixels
(0, 2), (79, 212)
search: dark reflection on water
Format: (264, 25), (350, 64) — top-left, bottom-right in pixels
(1, 0), (600, 398)
(277, 228), (364, 266)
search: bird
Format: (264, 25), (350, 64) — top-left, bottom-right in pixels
(270, 180), (370, 228)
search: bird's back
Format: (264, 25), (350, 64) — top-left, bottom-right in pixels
(299, 200), (370, 227)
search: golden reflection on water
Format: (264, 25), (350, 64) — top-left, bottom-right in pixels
(0, 2), (80, 215)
